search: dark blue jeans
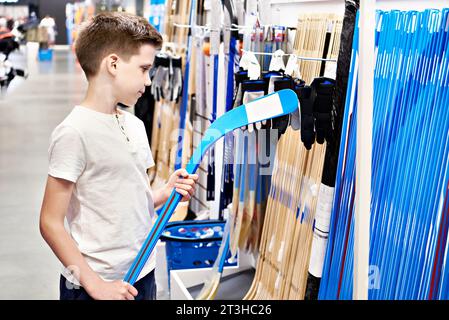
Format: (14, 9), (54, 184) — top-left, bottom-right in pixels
(59, 270), (157, 300)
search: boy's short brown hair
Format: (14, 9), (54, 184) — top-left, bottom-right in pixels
(75, 12), (163, 78)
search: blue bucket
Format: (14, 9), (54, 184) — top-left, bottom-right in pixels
(38, 49), (53, 61)
(160, 220), (237, 275)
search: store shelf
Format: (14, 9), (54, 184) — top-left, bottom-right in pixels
(188, 269), (255, 300)
(169, 249), (255, 300)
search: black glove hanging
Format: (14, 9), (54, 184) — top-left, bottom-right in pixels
(232, 69), (249, 110)
(297, 85), (315, 150)
(290, 78), (306, 131)
(207, 153), (215, 201)
(150, 54), (170, 101)
(234, 69), (249, 90)
(262, 71), (283, 130)
(273, 77), (295, 138)
(311, 77), (336, 144)
(170, 56), (183, 103)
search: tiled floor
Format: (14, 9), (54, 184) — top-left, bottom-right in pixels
(0, 48), (87, 299)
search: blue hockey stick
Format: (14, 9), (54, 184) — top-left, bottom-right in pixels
(124, 89), (298, 284)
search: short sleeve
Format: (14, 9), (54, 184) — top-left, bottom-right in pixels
(146, 145), (155, 169)
(48, 125), (86, 183)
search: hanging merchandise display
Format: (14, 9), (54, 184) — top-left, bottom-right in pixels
(190, 31), (210, 216)
(181, 0), (230, 220)
(141, 0), (449, 302)
(219, 0), (240, 216)
(148, 50), (183, 196)
(319, 8), (449, 300)
(148, 0), (167, 33)
(189, 35), (204, 214)
(298, 77), (336, 150)
(227, 0), (285, 265)
(150, 53), (170, 101)
(150, 53), (183, 103)
(205, 0), (222, 203)
(229, 79), (266, 257)
(138, 52), (183, 166)
(147, 0), (194, 222)
(293, 14), (342, 83)
(147, 0), (350, 300)
(305, 0), (359, 300)
(244, 128), (326, 299)
(162, 0), (191, 53)
(174, 0), (197, 171)
(243, 12), (343, 300)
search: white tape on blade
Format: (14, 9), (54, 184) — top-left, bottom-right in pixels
(245, 93), (283, 123)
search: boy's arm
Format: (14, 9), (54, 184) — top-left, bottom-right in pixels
(39, 175), (138, 300)
(152, 169), (198, 208)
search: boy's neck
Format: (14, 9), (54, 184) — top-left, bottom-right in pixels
(80, 79), (120, 115)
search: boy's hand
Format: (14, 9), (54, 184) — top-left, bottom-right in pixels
(86, 279), (138, 300)
(164, 169), (198, 202)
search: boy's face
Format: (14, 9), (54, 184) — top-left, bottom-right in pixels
(113, 44), (156, 106)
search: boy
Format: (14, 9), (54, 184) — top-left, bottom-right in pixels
(39, 12), (198, 300)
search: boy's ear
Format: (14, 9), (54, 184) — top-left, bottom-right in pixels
(105, 54), (119, 76)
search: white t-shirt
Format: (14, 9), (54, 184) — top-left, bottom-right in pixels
(48, 105), (156, 285)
